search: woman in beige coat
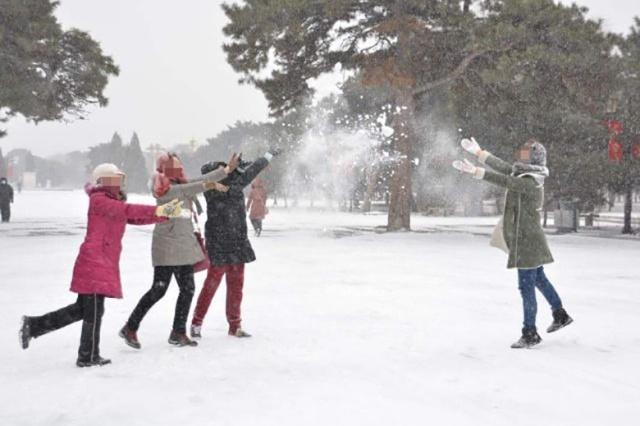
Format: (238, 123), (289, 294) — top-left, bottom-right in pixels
(120, 152), (239, 348)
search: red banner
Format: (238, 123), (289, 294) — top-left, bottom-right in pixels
(609, 138), (623, 162)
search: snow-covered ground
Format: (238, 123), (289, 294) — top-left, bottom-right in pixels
(1, 190), (639, 426)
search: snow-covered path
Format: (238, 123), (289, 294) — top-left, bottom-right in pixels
(1, 191), (639, 426)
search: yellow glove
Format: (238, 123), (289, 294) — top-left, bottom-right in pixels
(156, 199), (183, 218)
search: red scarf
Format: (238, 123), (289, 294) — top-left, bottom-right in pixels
(153, 153), (188, 197)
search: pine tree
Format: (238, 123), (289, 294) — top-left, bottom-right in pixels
(87, 132), (126, 177)
(451, 0), (615, 222)
(0, 0), (119, 137)
(222, 0), (485, 230)
(122, 132), (150, 193)
(603, 18), (640, 233)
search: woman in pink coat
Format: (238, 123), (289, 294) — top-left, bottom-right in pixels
(246, 177), (268, 237)
(19, 163), (183, 367)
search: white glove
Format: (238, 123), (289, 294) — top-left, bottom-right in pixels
(461, 137), (481, 156)
(452, 159), (485, 179)
(156, 199), (184, 218)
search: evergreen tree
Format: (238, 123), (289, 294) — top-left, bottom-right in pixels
(87, 132), (126, 177)
(602, 18), (640, 233)
(452, 0), (615, 221)
(0, 0), (119, 137)
(122, 132), (150, 193)
(222, 0), (484, 230)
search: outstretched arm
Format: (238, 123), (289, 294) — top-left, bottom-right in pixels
(125, 202), (166, 225)
(95, 195), (165, 225)
(452, 159), (538, 195)
(461, 137), (513, 175)
(481, 170), (539, 194)
(188, 166), (227, 185)
(478, 151), (513, 175)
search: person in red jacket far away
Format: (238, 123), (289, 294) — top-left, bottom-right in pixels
(19, 163), (184, 368)
(246, 177), (269, 237)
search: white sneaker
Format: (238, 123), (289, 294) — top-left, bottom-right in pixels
(190, 325), (202, 339)
(229, 328), (252, 338)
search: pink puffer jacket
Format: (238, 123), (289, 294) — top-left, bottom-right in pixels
(70, 186), (164, 298)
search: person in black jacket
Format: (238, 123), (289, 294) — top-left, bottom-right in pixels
(0, 177), (14, 222)
(190, 152), (277, 339)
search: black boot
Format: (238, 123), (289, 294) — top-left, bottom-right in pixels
(511, 327), (542, 349)
(77, 319), (104, 365)
(19, 316), (32, 349)
(547, 308), (573, 333)
(76, 356), (112, 368)
(168, 330), (198, 347)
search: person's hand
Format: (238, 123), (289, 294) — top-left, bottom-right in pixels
(461, 137), (482, 156)
(452, 159), (485, 179)
(224, 153), (241, 174)
(204, 182), (229, 192)
(452, 159), (477, 174)
(156, 199), (184, 218)
(268, 147), (283, 157)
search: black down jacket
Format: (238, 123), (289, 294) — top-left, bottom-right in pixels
(201, 157), (269, 265)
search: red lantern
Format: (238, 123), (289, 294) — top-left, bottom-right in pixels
(606, 120), (624, 135)
(632, 141), (640, 160)
(609, 137), (624, 162)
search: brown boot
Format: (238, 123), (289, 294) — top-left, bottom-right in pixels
(168, 330), (198, 347)
(119, 325), (141, 349)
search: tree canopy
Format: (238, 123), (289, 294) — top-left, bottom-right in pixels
(0, 0), (119, 137)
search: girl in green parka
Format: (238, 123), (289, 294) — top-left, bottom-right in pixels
(453, 137), (573, 349)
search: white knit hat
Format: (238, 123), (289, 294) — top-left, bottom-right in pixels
(92, 163), (125, 183)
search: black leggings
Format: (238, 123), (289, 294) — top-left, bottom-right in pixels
(1, 203), (10, 222)
(127, 265), (195, 333)
(30, 294), (105, 361)
(251, 219), (263, 233)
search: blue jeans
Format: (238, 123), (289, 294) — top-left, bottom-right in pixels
(518, 267), (562, 329)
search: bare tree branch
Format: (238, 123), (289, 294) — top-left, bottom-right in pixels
(412, 49), (487, 98)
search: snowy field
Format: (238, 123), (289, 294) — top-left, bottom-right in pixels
(1, 190), (639, 426)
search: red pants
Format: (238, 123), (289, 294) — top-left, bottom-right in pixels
(192, 264), (245, 332)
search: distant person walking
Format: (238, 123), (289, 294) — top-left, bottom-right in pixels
(246, 177), (268, 237)
(19, 164), (181, 367)
(0, 177), (14, 222)
(453, 137), (573, 349)
(119, 152), (239, 349)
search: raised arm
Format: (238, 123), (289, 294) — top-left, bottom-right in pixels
(478, 151), (513, 175)
(238, 156), (270, 188)
(460, 137), (513, 175)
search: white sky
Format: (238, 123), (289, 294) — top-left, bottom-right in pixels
(1, 0), (638, 157)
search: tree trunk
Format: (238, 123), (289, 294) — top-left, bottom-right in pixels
(362, 165), (379, 213)
(387, 90), (414, 231)
(622, 179), (633, 234)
